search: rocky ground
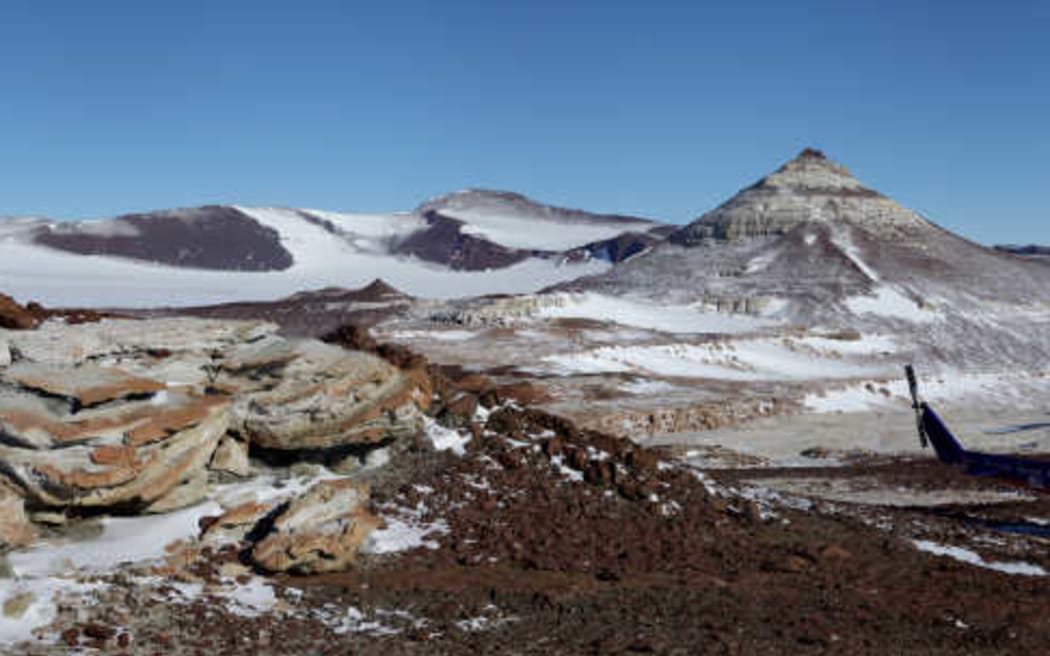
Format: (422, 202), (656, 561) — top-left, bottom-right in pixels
(1, 296), (1048, 655)
(8, 402), (1049, 655)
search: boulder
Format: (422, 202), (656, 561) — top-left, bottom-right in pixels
(232, 340), (430, 450)
(249, 479), (380, 574)
(209, 435), (254, 478)
(0, 480), (36, 547)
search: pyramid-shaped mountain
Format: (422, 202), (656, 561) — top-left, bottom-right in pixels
(669, 148), (926, 245)
(569, 149), (1050, 360)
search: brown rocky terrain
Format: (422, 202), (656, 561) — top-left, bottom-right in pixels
(146, 279), (414, 337)
(0, 293), (116, 331)
(1, 314), (1047, 654)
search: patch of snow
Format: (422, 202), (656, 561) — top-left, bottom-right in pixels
(550, 455), (584, 482)
(759, 297), (790, 317)
(9, 502), (221, 577)
(424, 418), (471, 456)
(455, 609), (518, 632)
(845, 286), (939, 323)
(210, 466), (343, 509)
(213, 576), (279, 617)
(301, 209), (426, 252)
(745, 250), (777, 274)
(537, 293), (775, 334)
(805, 385), (896, 413)
(620, 379), (677, 395)
(441, 208), (652, 251)
(804, 370), (1031, 414)
(0, 579), (103, 646)
(321, 605), (402, 636)
(362, 501), (449, 555)
(545, 337), (890, 381)
(913, 539), (1047, 576)
(364, 447), (391, 469)
(796, 333), (897, 355)
(830, 228), (880, 282)
(51, 218), (142, 238)
(388, 329), (477, 342)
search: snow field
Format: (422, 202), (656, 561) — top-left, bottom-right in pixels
(544, 335), (894, 381)
(0, 233), (609, 308)
(441, 207), (654, 251)
(536, 292), (776, 334)
(913, 540), (1047, 576)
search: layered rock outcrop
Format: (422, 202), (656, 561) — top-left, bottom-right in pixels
(0, 317), (429, 515)
(231, 340), (430, 450)
(669, 148), (926, 245)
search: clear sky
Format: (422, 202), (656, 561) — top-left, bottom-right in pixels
(1, 0), (1046, 244)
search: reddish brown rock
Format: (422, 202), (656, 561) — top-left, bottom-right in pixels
(6, 362), (167, 409)
(0, 391), (230, 510)
(200, 501), (272, 545)
(0, 293), (40, 330)
(250, 479), (381, 574)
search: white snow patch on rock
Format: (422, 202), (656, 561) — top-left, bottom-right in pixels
(913, 539), (1048, 576)
(362, 500), (449, 555)
(9, 502), (221, 577)
(425, 418), (472, 456)
(845, 286), (939, 323)
(212, 576), (280, 617)
(537, 293), (775, 334)
(444, 209), (652, 251)
(0, 578), (104, 646)
(545, 337), (890, 381)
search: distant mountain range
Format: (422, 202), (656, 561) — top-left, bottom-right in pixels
(2, 150), (1046, 361)
(0, 191), (668, 308)
(994, 244), (1050, 263)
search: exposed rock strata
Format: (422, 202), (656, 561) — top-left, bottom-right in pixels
(230, 340), (430, 450)
(668, 148), (920, 245)
(0, 317), (429, 514)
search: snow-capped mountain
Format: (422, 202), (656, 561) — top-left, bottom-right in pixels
(0, 192), (667, 308)
(417, 189), (666, 250)
(565, 149), (1050, 366)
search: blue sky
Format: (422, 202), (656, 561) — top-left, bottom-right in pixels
(0, 0), (1046, 244)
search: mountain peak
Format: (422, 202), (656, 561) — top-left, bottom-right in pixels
(670, 151), (924, 244)
(756, 149), (867, 194)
